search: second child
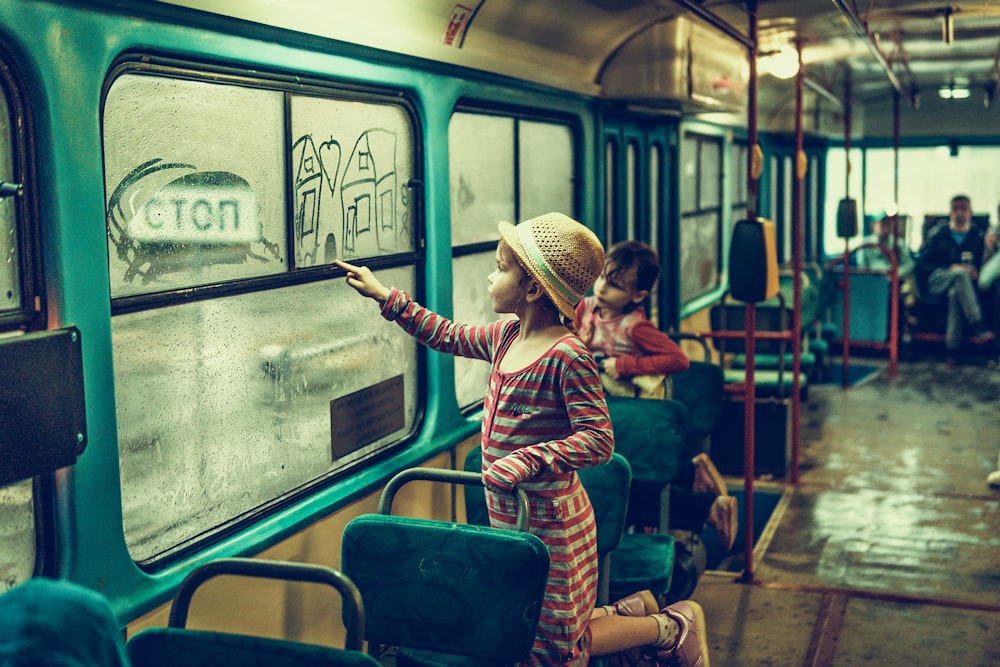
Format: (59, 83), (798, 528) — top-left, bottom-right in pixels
(575, 240), (737, 551)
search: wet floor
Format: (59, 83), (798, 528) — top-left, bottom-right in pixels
(692, 358), (1000, 666)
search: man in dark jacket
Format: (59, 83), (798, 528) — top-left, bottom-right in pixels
(915, 194), (996, 365)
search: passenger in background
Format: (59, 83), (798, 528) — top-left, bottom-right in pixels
(0, 578), (132, 667)
(915, 194), (997, 366)
(857, 214), (914, 280)
(336, 214), (708, 667)
(988, 448), (1000, 488)
(576, 240), (690, 398)
(575, 240), (737, 551)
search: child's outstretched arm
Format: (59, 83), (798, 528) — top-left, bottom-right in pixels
(334, 260), (390, 304)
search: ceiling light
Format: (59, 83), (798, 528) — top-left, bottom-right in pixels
(758, 45), (799, 80)
(938, 85), (970, 99)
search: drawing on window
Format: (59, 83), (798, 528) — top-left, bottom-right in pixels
(107, 159), (280, 285)
(292, 128), (410, 266)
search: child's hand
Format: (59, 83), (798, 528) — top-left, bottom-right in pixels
(334, 260), (390, 304)
(483, 457), (523, 493)
(601, 357), (620, 379)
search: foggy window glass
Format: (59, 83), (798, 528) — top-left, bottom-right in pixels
(649, 144), (661, 252)
(625, 141), (637, 240)
(449, 113), (514, 245)
(0, 480), (35, 587)
(104, 74), (288, 298)
(680, 211), (720, 304)
(699, 140), (721, 208)
(0, 91), (19, 315)
(290, 96), (416, 266)
(115, 268), (418, 563)
(518, 120), (573, 219)
(680, 134), (698, 212)
(453, 252), (512, 410)
(450, 113), (576, 410)
(605, 139), (617, 242)
(680, 132), (723, 304)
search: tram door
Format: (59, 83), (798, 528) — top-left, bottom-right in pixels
(602, 115), (678, 330)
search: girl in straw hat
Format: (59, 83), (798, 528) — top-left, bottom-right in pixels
(335, 212), (709, 667)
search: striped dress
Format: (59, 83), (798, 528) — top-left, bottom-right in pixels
(381, 289), (615, 666)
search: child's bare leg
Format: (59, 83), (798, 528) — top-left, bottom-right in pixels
(589, 614), (661, 656)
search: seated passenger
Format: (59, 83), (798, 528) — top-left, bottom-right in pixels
(857, 214), (914, 280)
(915, 194), (997, 366)
(0, 577), (132, 667)
(575, 240), (689, 398)
(575, 240), (737, 550)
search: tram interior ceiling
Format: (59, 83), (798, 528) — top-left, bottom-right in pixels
(159, 0), (1000, 133)
(0, 328), (87, 487)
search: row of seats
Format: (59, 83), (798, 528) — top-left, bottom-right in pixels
(124, 388), (721, 666)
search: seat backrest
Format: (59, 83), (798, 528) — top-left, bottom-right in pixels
(127, 629), (379, 667)
(126, 558), (377, 667)
(341, 469), (549, 664)
(605, 396), (688, 485)
(463, 448), (631, 608)
(709, 300), (791, 357)
(669, 361), (724, 458)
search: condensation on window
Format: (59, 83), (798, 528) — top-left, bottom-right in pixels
(103, 74), (287, 298)
(452, 252), (511, 410)
(0, 91), (19, 314)
(114, 268), (418, 563)
(290, 95), (416, 267)
(0, 479), (35, 588)
(448, 113), (514, 246)
(518, 120), (573, 220)
(680, 210), (720, 304)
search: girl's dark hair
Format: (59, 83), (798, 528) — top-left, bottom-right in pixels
(606, 241), (660, 293)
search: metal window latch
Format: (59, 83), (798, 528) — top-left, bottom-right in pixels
(0, 181), (23, 198)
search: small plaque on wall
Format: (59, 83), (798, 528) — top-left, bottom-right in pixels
(330, 375), (404, 459)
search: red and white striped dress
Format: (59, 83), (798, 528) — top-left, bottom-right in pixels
(381, 289), (615, 666)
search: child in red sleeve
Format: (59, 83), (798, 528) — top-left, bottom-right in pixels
(576, 241), (689, 399)
(575, 240), (737, 551)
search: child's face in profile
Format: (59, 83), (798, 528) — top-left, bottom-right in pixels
(488, 241), (526, 315)
(592, 261), (646, 316)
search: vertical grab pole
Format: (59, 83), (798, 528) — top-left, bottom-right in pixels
(841, 73), (853, 388)
(740, 0), (759, 584)
(790, 38), (804, 485)
(888, 91), (902, 378)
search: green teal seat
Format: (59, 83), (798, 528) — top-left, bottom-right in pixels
(342, 468), (549, 667)
(607, 533), (676, 603)
(127, 628), (378, 667)
(670, 333), (725, 460)
(604, 397), (685, 600)
(464, 449), (632, 607)
(730, 351), (816, 371)
(126, 558), (377, 667)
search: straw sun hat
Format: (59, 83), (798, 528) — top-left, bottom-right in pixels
(498, 212), (605, 321)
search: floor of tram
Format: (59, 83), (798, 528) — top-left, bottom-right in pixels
(691, 356), (1000, 667)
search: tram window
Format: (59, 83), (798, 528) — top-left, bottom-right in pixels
(449, 111), (575, 410)
(0, 479), (35, 588)
(649, 143), (661, 253)
(449, 113), (514, 246)
(0, 91), (19, 317)
(290, 95), (416, 265)
(823, 146), (863, 254)
(624, 141), (637, 240)
(114, 269), (418, 563)
(104, 66), (422, 564)
(605, 138), (617, 242)
(104, 75), (288, 297)
(732, 142), (748, 223)
(519, 120), (573, 219)
(679, 132), (723, 304)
